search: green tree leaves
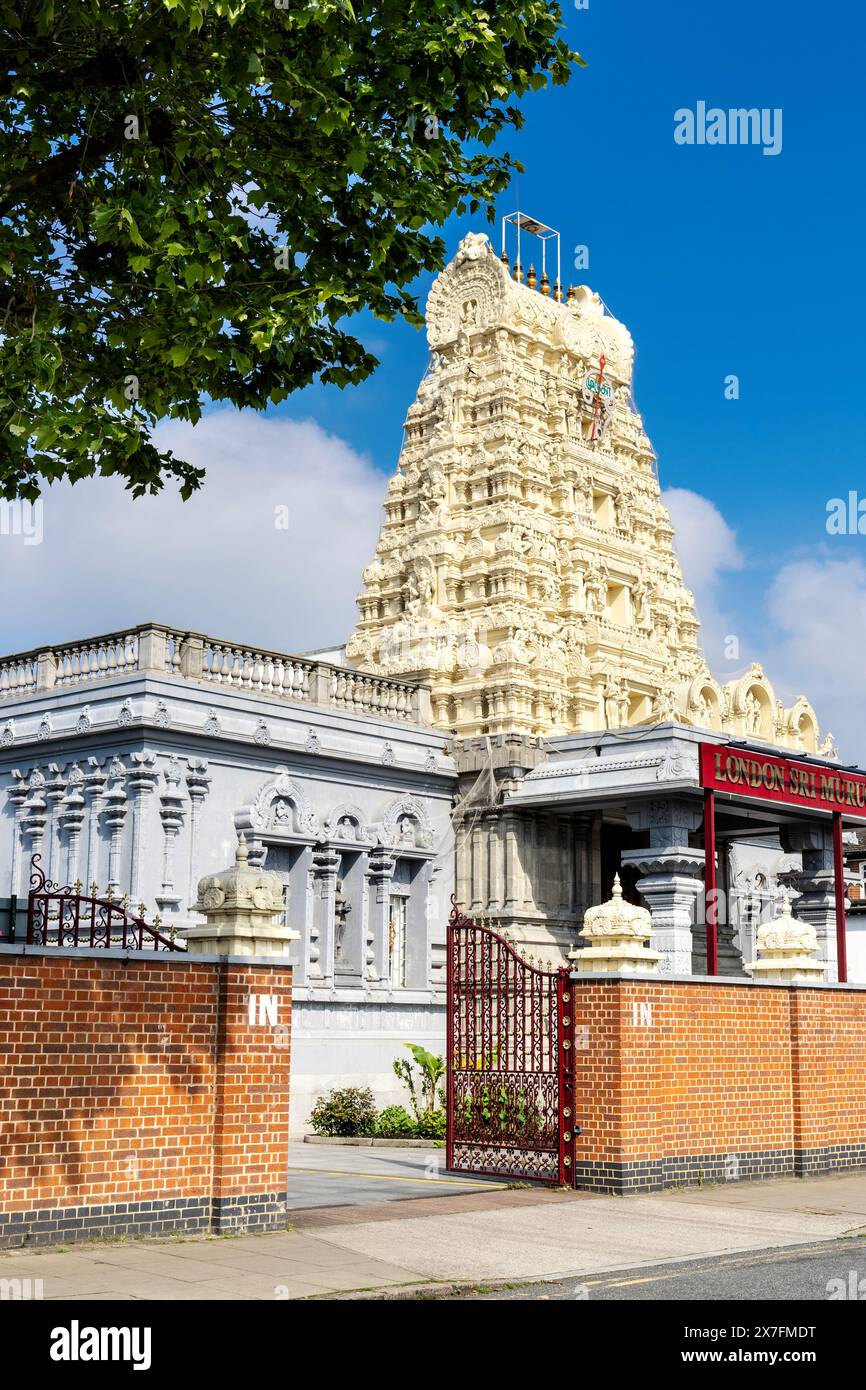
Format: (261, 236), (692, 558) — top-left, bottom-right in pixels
(0, 0), (581, 499)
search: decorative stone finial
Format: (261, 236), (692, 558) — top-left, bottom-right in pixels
(569, 873), (660, 975)
(182, 833), (298, 958)
(745, 895), (825, 985)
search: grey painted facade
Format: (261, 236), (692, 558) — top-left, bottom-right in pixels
(0, 627), (455, 1130)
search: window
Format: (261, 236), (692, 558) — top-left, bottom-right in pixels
(388, 897), (407, 988)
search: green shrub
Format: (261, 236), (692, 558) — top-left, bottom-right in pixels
(415, 1108), (446, 1140)
(309, 1087), (377, 1137)
(375, 1105), (417, 1137)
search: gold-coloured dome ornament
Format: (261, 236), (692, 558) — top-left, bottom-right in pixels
(184, 833), (298, 958)
(192, 833), (284, 919)
(526, 264), (538, 290)
(569, 874), (660, 976)
(539, 270), (551, 296)
(745, 895), (825, 984)
(580, 873), (652, 941)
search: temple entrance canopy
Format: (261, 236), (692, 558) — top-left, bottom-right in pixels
(342, 213), (843, 980)
(508, 725), (861, 983)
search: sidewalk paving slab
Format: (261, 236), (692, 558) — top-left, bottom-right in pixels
(4, 1166), (866, 1301)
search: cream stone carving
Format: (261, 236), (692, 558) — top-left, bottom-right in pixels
(186, 834), (297, 958)
(745, 896), (826, 984)
(569, 874), (660, 975)
(346, 233), (824, 749)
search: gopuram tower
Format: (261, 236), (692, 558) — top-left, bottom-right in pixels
(347, 225), (821, 753)
(347, 221), (828, 957)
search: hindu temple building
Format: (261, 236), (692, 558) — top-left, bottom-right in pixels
(1, 218), (862, 1124)
(345, 222), (856, 978)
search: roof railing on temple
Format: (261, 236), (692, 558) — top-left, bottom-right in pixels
(0, 622), (430, 724)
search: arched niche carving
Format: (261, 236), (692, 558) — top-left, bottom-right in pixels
(380, 795), (436, 851)
(237, 766), (320, 839)
(785, 697), (819, 754)
(728, 667), (776, 741)
(323, 802), (376, 844)
(685, 675), (723, 732)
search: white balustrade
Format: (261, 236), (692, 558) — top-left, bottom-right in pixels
(0, 624), (427, 724)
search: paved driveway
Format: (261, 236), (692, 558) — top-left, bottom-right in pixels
(286, 1141), (506, 1209)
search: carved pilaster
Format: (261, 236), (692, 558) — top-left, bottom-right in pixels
(19, 772), (47, 900)
(780, 823), (850, 978)
(622, 797), (705, 975)
(102, 761), (128, 895)
(185, 757), (211, 905)
(60, 764), (87, 886)
(44, 763), (65, 879)
(366, 844), (396, 983)
(83, 759), (107, 889)
(127, 750), (159, 907)
(310, 843), (340, 983)
(156, 758), (186, 913)
(8, 772), (30, 898)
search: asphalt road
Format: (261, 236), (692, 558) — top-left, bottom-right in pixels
(465, 1235), (866, 1300)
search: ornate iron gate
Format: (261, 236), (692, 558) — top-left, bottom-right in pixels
(26, 855), (184, 951)
(446, 901), (577, 1186)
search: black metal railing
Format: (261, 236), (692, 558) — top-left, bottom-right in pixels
(26, 856), (184, 952)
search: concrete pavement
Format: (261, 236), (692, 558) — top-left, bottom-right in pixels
(3, 1150), (866, 1300)
(285, 1139), (504, 1209)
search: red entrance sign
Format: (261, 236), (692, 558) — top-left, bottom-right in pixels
(699, 742), (866, 820)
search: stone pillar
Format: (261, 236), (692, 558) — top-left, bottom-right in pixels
(83, 759), (107, 890)
(8, 774), (30, 899)
(35, 650), (57, 691)
(184, 835), (298, 957)
(102, 765), (127, 895)
(780, 824), (847, 978)
(127, 750), (159, 908)
(179, 635), (204, 680)
(59, 767), (86, 887)
(311, 662), (334, 707)
(137, 625), (167, 672)
(44, 764), (65, 880)
(185, 757), (211, 906)
(622, 797), (704, 976)
(22, 781), (47, 885)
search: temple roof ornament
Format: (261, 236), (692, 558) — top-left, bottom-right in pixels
(745, 895), (825, 984)
(569, 873), (660, 975)
(346, 223), (824, 752)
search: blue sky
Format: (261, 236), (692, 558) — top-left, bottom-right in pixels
(261, 0), (864, 742)
(286, 0), (866, 574)
(5, 0), (864, 751)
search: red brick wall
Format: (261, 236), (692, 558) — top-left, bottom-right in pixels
(790, 987), (866, 1172)
(573, 979), (866, 1191)
(0, 949), (292, 1245)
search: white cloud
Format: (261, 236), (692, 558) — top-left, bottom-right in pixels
(662, 486), (743, 669)
(764, 555), (866, 763)
(663, 489), (864, 761)
(0, 412), (385, 657)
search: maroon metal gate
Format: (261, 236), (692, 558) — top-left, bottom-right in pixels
(445, 900), (577, 1186)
